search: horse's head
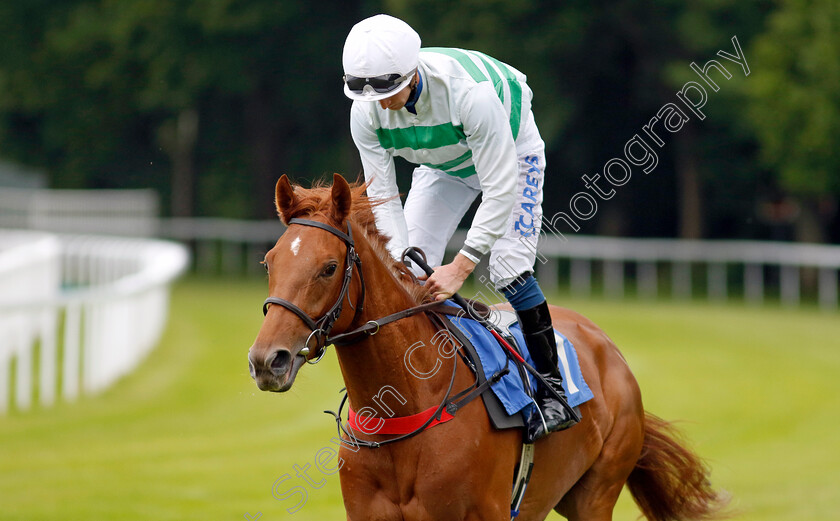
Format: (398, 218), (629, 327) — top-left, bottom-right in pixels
(248, 173), (364, 392)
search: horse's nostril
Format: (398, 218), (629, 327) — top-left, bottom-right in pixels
(248, 359), (256, 380)
(269, 349), (292, 376)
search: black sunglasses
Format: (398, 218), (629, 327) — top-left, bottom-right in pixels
(343, 72), (412, 94)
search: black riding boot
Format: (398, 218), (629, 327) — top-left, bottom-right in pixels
(517, 300), (580, 441)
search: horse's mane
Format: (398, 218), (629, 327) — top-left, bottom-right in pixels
(282, 178), (429, 304)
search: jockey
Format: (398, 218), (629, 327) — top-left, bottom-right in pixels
(342, 14), (578, 439)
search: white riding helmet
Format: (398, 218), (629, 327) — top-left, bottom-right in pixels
(342, 14), (421, 102)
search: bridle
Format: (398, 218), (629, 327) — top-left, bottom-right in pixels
(262, 218), (365, 363)
(261, 218), (444, 362)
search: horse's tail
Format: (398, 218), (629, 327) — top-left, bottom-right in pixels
(626, 413), (729, 521)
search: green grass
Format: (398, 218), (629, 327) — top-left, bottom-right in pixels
(1, 277), (839, 520)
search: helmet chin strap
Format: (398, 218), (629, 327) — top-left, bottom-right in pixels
(404, 70), (422, 114)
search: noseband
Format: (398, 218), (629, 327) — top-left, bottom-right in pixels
(262, 218), (365, 363)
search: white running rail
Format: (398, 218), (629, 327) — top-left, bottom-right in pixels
(0, 230), (188, 414)
(0, 188), (159, 236)
(158, 218), (840, 310)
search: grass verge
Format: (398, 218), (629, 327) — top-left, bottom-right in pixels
(1, 277), (838, 520)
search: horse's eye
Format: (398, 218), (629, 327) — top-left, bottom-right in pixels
(321, 263), (338, 277)
(261, 260), (268, 272)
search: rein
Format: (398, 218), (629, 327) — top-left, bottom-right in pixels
(327, 300), (445, 345)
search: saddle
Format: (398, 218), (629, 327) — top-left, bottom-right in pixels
(433, 302), (528, 430)
(434, 298), (593, 430)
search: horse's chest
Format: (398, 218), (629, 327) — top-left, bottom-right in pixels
(339, 453), (479, 520)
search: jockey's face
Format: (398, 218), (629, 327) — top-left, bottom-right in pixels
(378, 77), (415, 111)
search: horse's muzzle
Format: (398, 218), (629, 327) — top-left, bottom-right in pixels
(248, 347), (306, 392)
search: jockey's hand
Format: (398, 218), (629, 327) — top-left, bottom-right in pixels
(420, 253), (477, 302)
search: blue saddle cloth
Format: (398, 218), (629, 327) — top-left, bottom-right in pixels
(447, 305), (594, 417)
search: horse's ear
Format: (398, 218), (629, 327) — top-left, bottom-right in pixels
(330, 173), (352, 224)
(275, 175), (298, 224)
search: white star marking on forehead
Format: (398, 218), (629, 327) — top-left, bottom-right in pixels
(290, 236), (301, 256)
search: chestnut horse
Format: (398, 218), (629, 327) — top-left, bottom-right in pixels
(248, 174), (726, 521)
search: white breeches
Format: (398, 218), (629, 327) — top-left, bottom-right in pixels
(403, 149), (546, 290)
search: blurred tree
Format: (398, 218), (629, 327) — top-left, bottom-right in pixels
(663, 1), (774, 239)
(746, 0), (840, 243)
(2, 0), (827, 249)
(383, 0), (771, 239)
(0, 0), (101, 186)
(0, 0), (367, 218)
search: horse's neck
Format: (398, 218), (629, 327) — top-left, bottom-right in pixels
(337, 316), (450, 416)
(335, 238), (455, 416)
